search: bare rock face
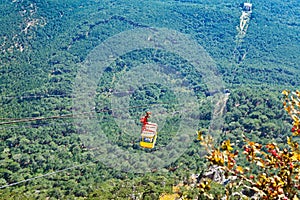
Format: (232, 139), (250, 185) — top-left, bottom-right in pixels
(201, 165), (226, 184)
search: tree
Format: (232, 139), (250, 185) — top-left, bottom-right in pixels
(196, 90), (300, 199)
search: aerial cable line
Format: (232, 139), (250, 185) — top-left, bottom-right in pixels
(0, 100), (199, 130)
(0, 106), (200, 189)
(0, 103), (159, 125)
(0, 142), (159, 190)
(0, 163), (88, 189)
(0, 102), (204, 188)
(0, 111), (92, 125)
(0, 121), (74, 131)
(0, 100), (201, 126)
(0, 94), (74, 100)
(0, 105), (196, 190)
(0, 104), (158, 125)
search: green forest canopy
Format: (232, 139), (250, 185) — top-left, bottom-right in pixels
(0, 0), (299, 198)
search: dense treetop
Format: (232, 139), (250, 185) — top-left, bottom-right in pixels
(0, 0), (299, 199)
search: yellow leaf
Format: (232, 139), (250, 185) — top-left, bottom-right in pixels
(236, 166), (244, 174)
(256, 160), (265, 168)
(222, 139), (233, 151)
(292, 153), (300, 161)
(159, 193), (180, 200)
(249, 141), (255, 146)
(282, 90), (289, 96)
(172, 185), (180, 193)
(292, 115), (299, 122)
(197, 130), (203, 141)
(285, 106), (291, 113)
(255, 181), (262, 187)
(287, 136), (292, 145)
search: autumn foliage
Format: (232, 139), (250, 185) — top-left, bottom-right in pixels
(198, 90), (300, 199)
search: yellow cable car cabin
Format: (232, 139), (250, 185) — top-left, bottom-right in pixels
(140, 123), (158, 149)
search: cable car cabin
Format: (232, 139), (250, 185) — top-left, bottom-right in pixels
(140, 123), (158, 149)
(243, 2), (252, 13)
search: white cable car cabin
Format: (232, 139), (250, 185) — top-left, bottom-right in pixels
(243, 3), (252, 13)
(140, 122), (158, 149)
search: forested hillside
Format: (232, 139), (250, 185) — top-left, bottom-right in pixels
(0, 0), (299, 199)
